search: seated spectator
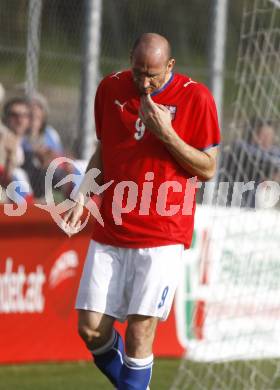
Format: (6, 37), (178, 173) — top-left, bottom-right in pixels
(218, 118), (280, 208)
(1, 96), (33, 203)
(2, 94), (74, 202)
(24, 93), (63, 165)
(0, 122), (21, 178)
(2, 97), (31, 143)
(23, 93), (73, 201)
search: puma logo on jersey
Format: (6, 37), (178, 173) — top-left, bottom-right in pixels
(183, 79), (197, 88)
(111, 71), (122, 79)
(114, 99), (127, 112)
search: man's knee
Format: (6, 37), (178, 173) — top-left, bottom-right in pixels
(126, 315), (158, 357)
(77, 310), (114, 349)
(78, 323), (101, 344)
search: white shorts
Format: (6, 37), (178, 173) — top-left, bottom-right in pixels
(75, 240), (184, 322)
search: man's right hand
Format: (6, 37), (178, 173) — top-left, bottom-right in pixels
(62, 193), (85, 233)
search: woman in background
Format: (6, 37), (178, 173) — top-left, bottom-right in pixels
(23, 93), (74, 200)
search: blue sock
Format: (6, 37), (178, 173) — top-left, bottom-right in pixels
(118, 354), (153, 390)
(90, 329), (124, 388)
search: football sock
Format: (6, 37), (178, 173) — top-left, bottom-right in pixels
(118, 354), (153, 389)
(90, 328), (124, 387)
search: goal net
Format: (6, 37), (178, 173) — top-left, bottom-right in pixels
(170, 0), (280, 389)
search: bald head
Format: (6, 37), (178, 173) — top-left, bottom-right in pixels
(130, 33), (175, 95)
(131, 33), (171, 65)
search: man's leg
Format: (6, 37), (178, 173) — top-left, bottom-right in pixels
(78, 309), (124, 388)
(119, 314), (158, 390)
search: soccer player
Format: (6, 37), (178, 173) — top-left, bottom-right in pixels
(63, 33), (220, 389)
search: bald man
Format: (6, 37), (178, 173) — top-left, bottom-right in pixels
(63, 33), (220, 389)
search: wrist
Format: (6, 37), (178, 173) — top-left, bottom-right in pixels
(71, 170), (94, 205)
(72, 192), (86, 206)
(161, 126), (177, 144)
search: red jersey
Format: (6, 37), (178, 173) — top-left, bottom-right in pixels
(91, 70), (220, 248)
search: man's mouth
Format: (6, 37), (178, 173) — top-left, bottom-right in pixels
(140, 87), (154, 95)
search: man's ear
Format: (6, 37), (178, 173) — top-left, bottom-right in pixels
(168, 58), (176, 71)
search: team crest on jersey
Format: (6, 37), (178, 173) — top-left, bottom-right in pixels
(164, 105), (177, 120)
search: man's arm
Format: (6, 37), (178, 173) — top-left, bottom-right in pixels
(161, 131), (218, 181)
(139, 94), (218, 181)
(87, 141), (103, 177)
(79, 140), (103, 193)
(63, 141), (103, 229)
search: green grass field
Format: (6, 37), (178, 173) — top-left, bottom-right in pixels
(2, 358), (280, 389)
(0, 359), (180, 390)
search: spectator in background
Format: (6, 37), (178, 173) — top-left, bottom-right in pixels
(0, 85), (18, 188)
(18, 93), (61, 200)
(0, 121), (21, 185)
(2, 97), (29, 161)
(1, 96), (33, 203)
(26, 93), (63, 163)
(218, 118), (280, 207)
(2, 93), (75, 202)
(23, 93), (73, 201)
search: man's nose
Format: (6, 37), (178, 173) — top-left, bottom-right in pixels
(140, 77), (150, 89)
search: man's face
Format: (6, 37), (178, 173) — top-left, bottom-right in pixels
(131, 55), (174, 95)
(257, 125), (275, 150)
(6, 103), (30, 137)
